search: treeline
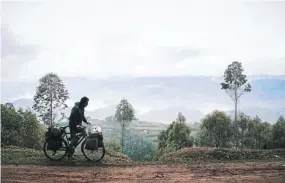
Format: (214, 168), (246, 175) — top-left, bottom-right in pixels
(1, 102), (285, 161)
(197, 111), (285, 150)
(1, 103), (45, 149)
(156, 110), (285, 157)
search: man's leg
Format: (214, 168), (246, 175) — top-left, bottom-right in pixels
(67, 127), (76, 158)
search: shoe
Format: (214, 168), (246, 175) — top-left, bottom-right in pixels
(68, 156), (75, 160)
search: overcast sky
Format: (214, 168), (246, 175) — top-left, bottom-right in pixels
(2, 0), (285, 82)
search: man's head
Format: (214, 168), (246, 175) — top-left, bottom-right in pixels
(80, 96), (89, 108)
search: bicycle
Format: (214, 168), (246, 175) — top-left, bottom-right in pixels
(43, 124), (105, 162)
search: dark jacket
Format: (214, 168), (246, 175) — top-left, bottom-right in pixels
(69, 102), (87, 129)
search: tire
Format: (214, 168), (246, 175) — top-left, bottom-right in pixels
(43, 137), (68, 161)
(81, 138), (105, 162)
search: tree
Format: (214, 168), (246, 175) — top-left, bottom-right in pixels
(157, 113), (193, 155)
(244, 116), (272, 149)
(200, 110), (233, 148)
(168, 113), (192, 149)
(123, 129), (156, 161)
(115, 98), (135, 153)
(1, 103), (45, 149)
(1, 103), (22, 146)
(221, 61), (251, 148)
(272, 116), (285, 148)
(237, 112), (251, 150)
(18, 109), (45, 149)
(33, 73), (69, 126)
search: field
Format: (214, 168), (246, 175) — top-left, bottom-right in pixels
(2, 147), (285, 183)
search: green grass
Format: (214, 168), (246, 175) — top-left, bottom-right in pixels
(1, 146), (132, 166)
(2, 146), (285, 167)
(160, 147), (285, 163)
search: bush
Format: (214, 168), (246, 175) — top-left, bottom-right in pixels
(160, 147), (285, 162)
(123, 129), (156, 161)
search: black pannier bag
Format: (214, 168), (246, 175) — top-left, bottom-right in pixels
(45, 127), (62, 151)
(85, 133), (103, 150)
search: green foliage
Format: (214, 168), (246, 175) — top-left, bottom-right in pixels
(105, 141), (122, 152)
(221, 61), (252, 99)
(115, 98), (135, 153)
(161, 147), (285, 163)
(33, 73), (69, 126)
(123, 129), (156, 161)
(1, 103), (45, 149)
(157, 113), (193, 155)
(115, 98), (135, 127)
(199, 110), (232, 148)
(272, 116), (285, 148)
(237, 112), (251, 149)
(196, 110), (284, 151)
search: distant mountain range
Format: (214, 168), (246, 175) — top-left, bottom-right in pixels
(1, 75), (284, 123)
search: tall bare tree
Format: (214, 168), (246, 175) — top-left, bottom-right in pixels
(33, 73), (69, 126)
(115, 98), (135, 153)
(221, 61), (251, 148)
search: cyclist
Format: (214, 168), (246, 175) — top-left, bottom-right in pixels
(68, 96), (91, 158)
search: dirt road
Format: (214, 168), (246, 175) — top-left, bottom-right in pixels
(2, 162), (285, 183)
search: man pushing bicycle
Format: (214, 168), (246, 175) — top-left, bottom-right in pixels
(68, 96), (91, 158)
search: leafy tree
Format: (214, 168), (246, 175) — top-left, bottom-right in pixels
(167, 113), (192, 149)
(33, 73), (69, 126)
(221, 61), (251, 148)
(115, 98), (135, 153)
(237, 112), (251, 150)
(1, 103), (22, 146)
(272, 116), (285, 148)
(123, 129), (156, 161)
(1, 103), (45, 149)
(200, 110), (233, 148)
(157, 130), (167, 150)
(157, 113), (193, 155)
(243, 116), (272, 149)
(18, 109), (45, 149)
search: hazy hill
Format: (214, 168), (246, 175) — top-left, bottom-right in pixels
(1, 75), (284, 123)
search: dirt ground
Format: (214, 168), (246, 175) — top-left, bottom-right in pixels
(2, 162), (285, 183)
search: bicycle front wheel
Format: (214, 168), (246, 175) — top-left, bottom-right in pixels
(81, 139), (105, 162)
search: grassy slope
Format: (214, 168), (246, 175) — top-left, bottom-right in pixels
(160, 147), (285, 163)
(3, 146), (285, 166)
(1, 146), (133, 165)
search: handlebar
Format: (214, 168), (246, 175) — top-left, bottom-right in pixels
(58, 122), (92, 131)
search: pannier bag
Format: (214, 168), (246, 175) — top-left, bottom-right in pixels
(85, 137), (98, 150)
(47, 139), (62, 151)
(45, 127), (61, 138)
(85, 133), (103, 150)
(45, 127), (62, 151)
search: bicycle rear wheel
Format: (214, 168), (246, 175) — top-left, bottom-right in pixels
(81, 139), (105, 162)
(43, 137), (68, 161)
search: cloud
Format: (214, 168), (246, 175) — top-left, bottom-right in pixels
(1, 0), (285, 82)
(1, 25), (41, 81)
(1, 26), (39, 57)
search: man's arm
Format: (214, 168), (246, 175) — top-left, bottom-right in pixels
(69, 106), (80, 126)
(82, 109), (90, 125)
(83, 116), (87, 123)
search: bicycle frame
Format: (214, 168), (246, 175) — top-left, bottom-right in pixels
(59, 126), (88, 149)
